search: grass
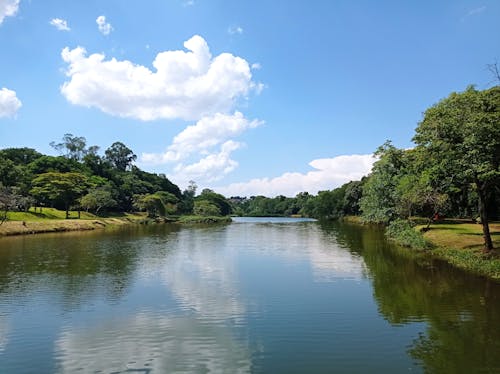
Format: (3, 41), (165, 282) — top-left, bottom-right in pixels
(418, 220), (500, 281)
(177, 215), (232, 224)
(0, 208), (147, 236)
(5, 207), (146, 221)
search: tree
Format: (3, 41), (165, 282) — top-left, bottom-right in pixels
(80, 187), (117, 214)
(31, 172), (89, 219)
(0, 183), (17, 225)
(179, 180), (197, 214)
(193, 200), (221, 216)
(105, 142), (137, 171)
(196, 189), (232, 216)
(413, 86), (500, 251)
(360, 142), (407, 224)
(133, 193), (165, 218)
(50, 133), (91, 161)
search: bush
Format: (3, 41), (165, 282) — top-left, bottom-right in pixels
(386, 219), (429, 250)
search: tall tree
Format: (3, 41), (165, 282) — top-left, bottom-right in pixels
(360, 141), (407, 224)
(413, 86), (500, 251)
(104, 142), (137, 171)
(50, 134), (90, 161)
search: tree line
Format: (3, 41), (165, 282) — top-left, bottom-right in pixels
(0, 135), (232, 221)
(1, 86), (498, 249)
(233, 86), (499, 251)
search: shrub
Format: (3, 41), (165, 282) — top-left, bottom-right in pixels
(386, 219), (429, 250)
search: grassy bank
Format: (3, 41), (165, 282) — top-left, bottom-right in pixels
(419, 221), (500, 281)
(177, 215), (232, 224)
(0, 208), (146, 236)
(0, 209), (233, 236)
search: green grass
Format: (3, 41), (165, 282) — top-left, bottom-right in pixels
(177, 215), (232, 224)
(419, 221), (500, 281)
(5, 207), (145, 221)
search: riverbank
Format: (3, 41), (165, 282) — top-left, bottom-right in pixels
(0, 208), (233, 237)
(0, 217), (141, 236)
(341, 216), (500, 281)
(420, 221), (500, 281)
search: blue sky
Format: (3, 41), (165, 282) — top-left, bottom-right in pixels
(0, 0), (498, 196)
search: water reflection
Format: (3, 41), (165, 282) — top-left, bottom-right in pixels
(230, 220), (367, 282)
(55, 312), (251, 373)
(0, 221), (500, 373)
(325, 221), (500, 373)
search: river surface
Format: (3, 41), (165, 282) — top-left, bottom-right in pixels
(0, 218), (499, 373)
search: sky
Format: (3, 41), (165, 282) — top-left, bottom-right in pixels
(0, 0), (499, 197)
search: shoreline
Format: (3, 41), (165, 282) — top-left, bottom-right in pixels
(341, 216), (500, 282)
(0, 217), (140, 237)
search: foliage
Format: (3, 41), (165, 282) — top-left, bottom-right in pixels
(360, 141), (407, 224)
(193, 200), (221, 216)
(385, 219), (429, 250)
(50, 133), (97, 161)
(413, 85), (500, 250)
(196, 189), (232, 216)
(80, 187), (117, 214)
(133, 193), (166, 218)
(105, 141), (137, 171)
(30, 172), (89, 218)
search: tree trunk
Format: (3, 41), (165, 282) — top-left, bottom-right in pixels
(477, 181), (494, 251)
(65, 201), (69, 219)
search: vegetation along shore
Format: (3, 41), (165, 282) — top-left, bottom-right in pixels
(1, 85), (499, 281)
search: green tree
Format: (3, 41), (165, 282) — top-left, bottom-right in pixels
(193, 200), (221, 216)
(413, 86), (500, 251)
(133, 193), (165, 218)
(50, 133), (94, 161)
(105, 142), (137, 171)
(360, 142), (407, 224)
(80, 187), (117, 214)
(196, 189), (232, 216)
(31, 172), (89, 218)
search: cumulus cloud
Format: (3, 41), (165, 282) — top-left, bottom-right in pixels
(141, 112), (262, 184)
(142, 112), (262, 164)
(50, 17), (70, 31)
(171, 140), (242, 183)
(0, 0), (19, 25)
(214, 154), (376, 197)
(60, 35), (260, 121)
(96, 15), (113, 35)
(0, 87), (22, 118)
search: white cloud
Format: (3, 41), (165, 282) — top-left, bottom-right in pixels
(251, 62), (261, 70)
(0, 87), (21, 118)
(60, 35), (260, 121)
(214, 154), (376, 197)
(96, 15), (113, 35)
(228, 25), (243, 35)
(172, 140), (242, 183)
(141, 112), (262, 185)
(50, 18), (70, 31)
(142, 112), (262, 164)
(0, 0), (19, 25)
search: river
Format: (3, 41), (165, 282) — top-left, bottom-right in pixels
(0, 218), (499, 373)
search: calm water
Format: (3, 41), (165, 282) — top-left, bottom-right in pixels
(0, 218), (499, 373)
